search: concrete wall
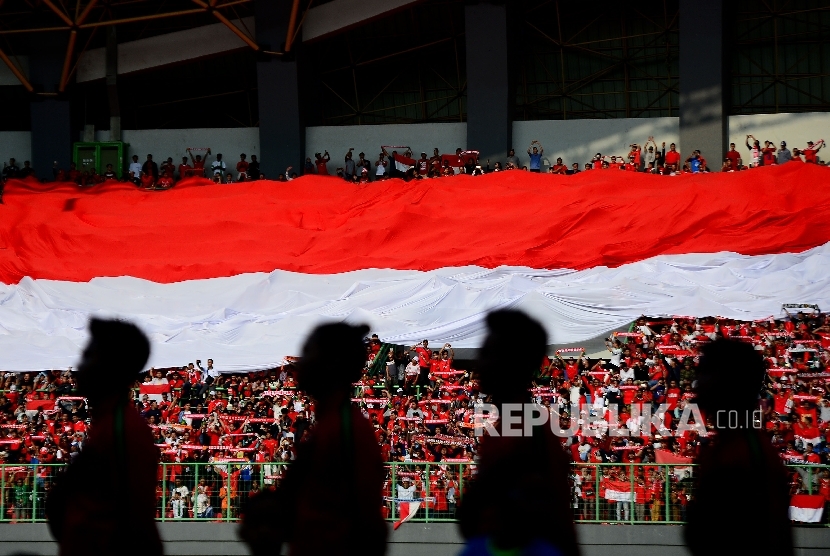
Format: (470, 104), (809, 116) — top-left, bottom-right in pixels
(729, 112), (830, 156)
(91, 128), (260, 175)
(511, 117), (680, 169)
(8, 111), (830, 176)
(2, 523), (829, 556)
(305, 123), (468, 171)
(0, 132), (32, 164)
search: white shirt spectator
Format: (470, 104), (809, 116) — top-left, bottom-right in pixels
(211, 160), (226, 175)
(610, 348), (623, 367)
(397, 483), (416, 500)
(569, 385), (581, 406)
(128, 161), (142, 178)
(194, 492), (210, 515)
(174, 484), (189, 499)
(172, 497), (185, 518)
(619, 367), (635, 382)
(637, 324), (654, 336)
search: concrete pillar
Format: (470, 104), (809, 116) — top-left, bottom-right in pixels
(29, 34), (72, 180)
(106, 26), (121, 142)
(679, 0), (727, 166)
(464, 1), (512, 164)
(255, 0), (304, 179)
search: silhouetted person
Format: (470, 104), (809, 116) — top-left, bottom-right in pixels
(239, 323), (387, 556)
(685, 339), (793, 556)
(46, 319), (162, 556)
(458, 310), (579, 556)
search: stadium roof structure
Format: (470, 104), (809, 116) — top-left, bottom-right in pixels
(0, 0), (428, 95)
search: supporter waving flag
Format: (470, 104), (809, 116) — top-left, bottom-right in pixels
(381, 146), (416, 174)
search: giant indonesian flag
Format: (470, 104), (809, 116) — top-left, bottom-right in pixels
(789, 494), (825, 522)
(2, 162), (830, 370)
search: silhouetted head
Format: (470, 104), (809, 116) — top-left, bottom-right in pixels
(694, 339), (765, 419)
(76, 318), (150, 404)
(297, 322), (370, 401)
(478, 310), (547, 402)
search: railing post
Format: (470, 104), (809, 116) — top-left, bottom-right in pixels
(458, 463), (464, 520)
(390, 461), (397, 522)
(194, 463), (199, 519)
(664, 465), (670, 522)
(1, 464), (5, 522)
(30, 466), (36, 523)
(807, 466), (813, 495)
(594, 464), (600, 522)
(629, 463), (635, 524)
(161, 463), (167, 522)
(226, 465), (232, 522)
(424, 463), (429, 523)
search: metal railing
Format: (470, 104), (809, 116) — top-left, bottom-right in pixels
(0, 462), (826, 525)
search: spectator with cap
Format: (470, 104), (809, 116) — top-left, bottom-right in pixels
(777, 141), (792, 164)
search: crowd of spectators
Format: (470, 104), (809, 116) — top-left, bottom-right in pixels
(0, 309), (829, 521)
(2, 133), (825, 190)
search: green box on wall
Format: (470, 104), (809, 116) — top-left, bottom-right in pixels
(72, 142), (128, 176)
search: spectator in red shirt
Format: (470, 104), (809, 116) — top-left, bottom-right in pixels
(550, 157), (567, 174)
(314, 151), (331, 175)
(664, 142), (681, 167)
(237, 154), (249, 181)
(761, 141), (777, 165)
(725, 142), (741, 169)
(803, 139), (824, 163)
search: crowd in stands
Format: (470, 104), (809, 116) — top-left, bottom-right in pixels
(2, 133), (825, 189)
(1, 308), (829, 521)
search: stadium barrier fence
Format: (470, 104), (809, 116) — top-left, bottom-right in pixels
(0, 462), (826, 525)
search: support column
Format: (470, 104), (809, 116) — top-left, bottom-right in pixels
(465, 1), (512, 164)
(106, 26), (121, 142)
(255, 0), (304, 180)
(29, 34), (72, 180)
(679, 0), (727, 165)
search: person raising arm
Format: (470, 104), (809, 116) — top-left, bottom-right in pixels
(803, 139), (825, 164)
(527, 141), (543, 172)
